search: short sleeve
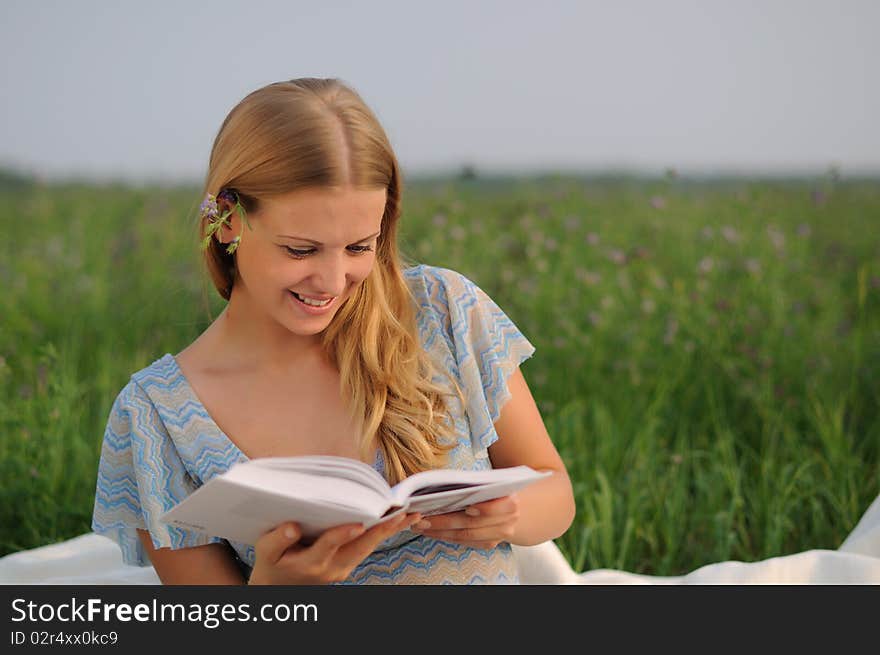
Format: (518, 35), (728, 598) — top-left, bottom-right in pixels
(417, 265), (536, 454)
(91, 379), (226, 566)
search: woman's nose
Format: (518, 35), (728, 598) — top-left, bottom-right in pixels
(310, 253), (348, 296)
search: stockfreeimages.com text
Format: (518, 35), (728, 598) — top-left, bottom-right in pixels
(11, 597), (317, 629)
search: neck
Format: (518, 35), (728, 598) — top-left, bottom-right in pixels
(216, 285), (325, 375)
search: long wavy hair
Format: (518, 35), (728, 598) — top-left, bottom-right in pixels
(195, 78), (462, 485)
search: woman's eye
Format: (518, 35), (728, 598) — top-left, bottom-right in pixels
(284, 245), (374, 258)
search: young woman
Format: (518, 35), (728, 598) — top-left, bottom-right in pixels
(91, 77), (575, 584)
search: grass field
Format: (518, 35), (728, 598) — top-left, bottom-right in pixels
(2, 171), (878, 576)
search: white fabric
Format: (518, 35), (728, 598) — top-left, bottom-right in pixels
(4, 493), (879, 584)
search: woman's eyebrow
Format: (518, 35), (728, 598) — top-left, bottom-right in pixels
(275, 230), (381, 245)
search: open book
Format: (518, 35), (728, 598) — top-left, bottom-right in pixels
(159, 456), (552, 545)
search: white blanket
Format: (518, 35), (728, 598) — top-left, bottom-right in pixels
(3, 493), (879, 584)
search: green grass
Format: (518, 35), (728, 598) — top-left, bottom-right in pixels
(2, 172), (878, 576)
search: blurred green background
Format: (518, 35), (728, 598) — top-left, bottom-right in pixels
(2, 167), (878, 576)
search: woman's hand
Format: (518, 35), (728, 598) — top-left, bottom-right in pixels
(248, 512), (422, 585)
(410, 494), (520, 549)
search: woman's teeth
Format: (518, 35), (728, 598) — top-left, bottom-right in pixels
(292, 292), (332, 307)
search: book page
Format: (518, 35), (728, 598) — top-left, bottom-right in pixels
(160, 459), (551, 544)
(160, 465), (399, 543)
(389, 466), (552, 514)
(161, 477), (387, 543)
(248, 455), (391, 498)
(223, 465), (392, 516)
(390, 465), (544, 499)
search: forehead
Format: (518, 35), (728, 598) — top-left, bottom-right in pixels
(260, 186), (386, 231)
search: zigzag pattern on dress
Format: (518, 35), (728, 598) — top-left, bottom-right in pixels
(92, 379), (231, 566)
(341, 537), (519, 585)
(92, 264), (534, 584)
(406, 265), (535, 456)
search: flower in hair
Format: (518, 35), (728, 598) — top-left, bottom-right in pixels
(200, 188), (249, 254)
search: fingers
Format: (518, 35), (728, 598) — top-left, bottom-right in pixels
(415, 495), (520, 532)
(409, 496), (520, 546)
(295, 513), (421, 571)
(340, 513), (422, 562)
(362, 512), (423, 548)
(254, 521), (304, 564)
(302, 521), (370, 568)
(415, 522), (516, 543)
(414, 512), (512, 532)
(465, 494), (520, 518)
(253, 515), (423, 584)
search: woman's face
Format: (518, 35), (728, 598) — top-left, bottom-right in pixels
(224, 185), (387, 338)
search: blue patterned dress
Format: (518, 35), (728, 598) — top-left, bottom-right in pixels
(91, 264), (535, 584)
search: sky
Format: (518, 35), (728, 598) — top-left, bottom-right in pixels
(2, 0), (878, 183)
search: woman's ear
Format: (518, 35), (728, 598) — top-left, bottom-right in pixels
(215, 199), (240, 243)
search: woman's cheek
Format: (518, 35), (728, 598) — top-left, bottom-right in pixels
(356, 256), (377, 283)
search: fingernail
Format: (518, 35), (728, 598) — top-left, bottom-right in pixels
(415, 520), (431, 530)
(465, 507), (480, 517)
(284, 526), (296, 539)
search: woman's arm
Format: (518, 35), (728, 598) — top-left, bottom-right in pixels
(413, 367), (576, 547)
(136, 529), (248, 585)
(486, 367), (576, 545)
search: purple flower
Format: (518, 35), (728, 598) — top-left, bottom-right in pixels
(218, 188), (239, 204)
(199, 193), (218, 219)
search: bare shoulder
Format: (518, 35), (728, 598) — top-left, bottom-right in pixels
(173, 330), (243, 381)
(173, 346), (210, 385)
(174, 328), (220, 375)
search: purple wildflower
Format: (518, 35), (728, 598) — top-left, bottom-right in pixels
(218, 188), (239, 204)
(199, 193), (219, 220)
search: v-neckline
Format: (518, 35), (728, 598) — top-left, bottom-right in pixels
(162, 353), (385, 475)
(163, 353), (252, 463)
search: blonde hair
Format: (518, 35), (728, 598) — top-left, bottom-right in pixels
(195, 78), (462, 484)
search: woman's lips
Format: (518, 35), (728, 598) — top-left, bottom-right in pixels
(288, 290), (337, 314)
